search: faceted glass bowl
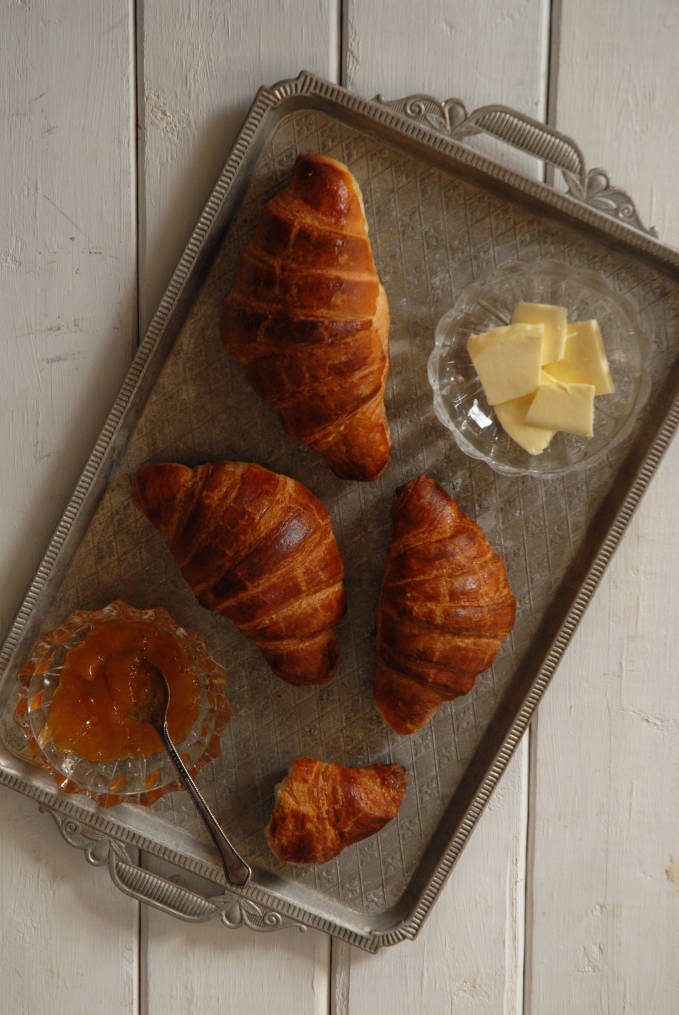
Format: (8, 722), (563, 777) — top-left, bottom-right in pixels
(13, 600), (231, 807)
(427, 260), (651, 477)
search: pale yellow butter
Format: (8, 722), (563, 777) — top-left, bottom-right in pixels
(512, 301), (567, 363)
(495, 394), (555, 455)
(467, 323), (543, 405)
(544, 319), (614, 394)
(525, 379), (595, 437)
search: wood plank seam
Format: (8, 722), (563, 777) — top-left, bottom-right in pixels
(339, 0), (348, 88)
(523, 1), (562, 1009)
(131, 0), (146, 1008)
(133, 0), (144, 352)
(330, 1), (348, 1007)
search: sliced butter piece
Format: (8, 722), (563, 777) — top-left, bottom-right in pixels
(525, 379), (595, 437)
(495, 393), (555, 455)
(512, 302), (567, 363)
(467, 323), (543, 405)
(544, 319), (614, 394)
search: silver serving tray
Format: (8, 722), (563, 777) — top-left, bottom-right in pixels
(1, 72), (678, 952)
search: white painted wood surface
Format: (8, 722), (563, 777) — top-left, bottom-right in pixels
(2, 2), (678, 1013)
(525, 1), (679, 1011)
(1, 2), (138, 1012)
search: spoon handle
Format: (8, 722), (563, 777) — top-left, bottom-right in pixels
(159, 724), (251, 889)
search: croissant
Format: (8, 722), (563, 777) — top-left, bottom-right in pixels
(267, 757), (407, 864)
(131, 461), (346, 686)
(221, 153), (391, 482)
(375, 475), (516, 734)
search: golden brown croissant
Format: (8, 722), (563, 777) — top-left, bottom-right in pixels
(375, 474), (516, 734)
(221, 153), (391, 482)
(131, 461), (346, 686)
(267, 757), (407, 864)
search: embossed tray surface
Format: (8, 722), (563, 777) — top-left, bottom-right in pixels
(1, 73), (678, 951)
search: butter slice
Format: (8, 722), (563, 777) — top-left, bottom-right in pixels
(525, 379), (595, 437)
(495, 394), (555, 455)
(467, 323), (543, 405)
(544, 319), (615, 394)
(512, 302), (567, 363)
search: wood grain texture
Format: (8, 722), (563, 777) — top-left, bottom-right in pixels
(0, 5), (139, 1010)
(0, 0), (137, 637)
(1, 792), (139, 1015)
(139, 3), (340, 1009)
(525, 0), (679, 1010)
(344, 0), (548, 1009)
(141, 880), (330, 1015)
(344, 0), (551, 178)
(349, 749), (528, 1015)
(137, 0), (341, 330)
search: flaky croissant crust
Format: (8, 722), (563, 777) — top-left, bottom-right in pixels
(131, 461), (346, 686)
(267, 757), (407, 864)
(221, 153), (391, 482)
(375, 474), (516, 734)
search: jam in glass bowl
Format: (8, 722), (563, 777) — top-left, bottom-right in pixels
(13, 600), (231, 807)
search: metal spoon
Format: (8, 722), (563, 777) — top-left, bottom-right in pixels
(133, 660), (251, 889)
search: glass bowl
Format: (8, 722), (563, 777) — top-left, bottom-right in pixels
(427, 260), (651, 477)
(13, 600), (231, 808)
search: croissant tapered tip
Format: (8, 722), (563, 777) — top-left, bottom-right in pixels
(375, 473), (516, 734)
(260, 626), (343, 686)
(289, 153), (365, 229)
(373, 664), (442, 735)
(132, 460), (346, 687)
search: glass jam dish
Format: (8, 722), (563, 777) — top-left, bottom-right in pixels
(427, 260), (651, 478)
(13, 601), (231, 807)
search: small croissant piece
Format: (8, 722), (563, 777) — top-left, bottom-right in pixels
(131, 461), (346, 686)
(375, 475), (516, 734)
(267, 758), (407, 864)
(221, 153), (391, 482)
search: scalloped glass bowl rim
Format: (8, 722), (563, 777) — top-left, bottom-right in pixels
(13, 600), (231, 807)
(427, 260), (651, 478)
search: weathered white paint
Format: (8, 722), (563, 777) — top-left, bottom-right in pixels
(347, 749), (529, 1015)
(344, 0), (551, 180)
(525, 0), (679, 1011)
(0, 3), (139, 1012)
(137, 0), (342, 331)
(0, 0), (138, 637)
(1, 791), (139, 1015)
(143, 898), (330, 1015)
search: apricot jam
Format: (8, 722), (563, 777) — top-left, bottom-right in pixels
(48, 619), (200, 762)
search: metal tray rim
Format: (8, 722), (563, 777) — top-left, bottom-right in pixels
(2, 70), (678, 951)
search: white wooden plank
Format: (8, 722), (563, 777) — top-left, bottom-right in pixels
(344, 0), (551, 178)
(143, 908), (330, 1014)
(139, 3), (339, 1011)
(0, 1), (140, 1011)
(526, 0), (679, 1010)
(137, 0), (341, 330)
(349, 750), (528, 1015)
(1, 791), (139, 1014)
(0, 0), (138, 637)
(345, 1), (549, 1010)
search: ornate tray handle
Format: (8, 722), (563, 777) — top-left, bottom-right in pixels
(374, 93), (657, 238)
(43, 808), (306, 933)
(4, 72), (666, 948)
